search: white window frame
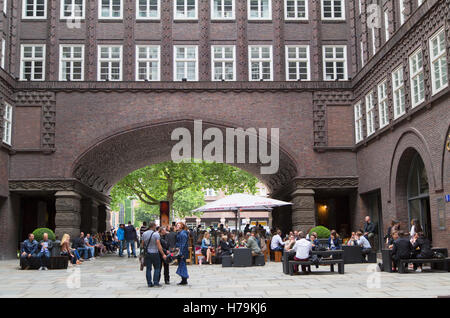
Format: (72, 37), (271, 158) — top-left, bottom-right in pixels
(392, 66), (406, 119)
(321, 0), (345, 21)
(377, 79), (389, 129)
(60, 0), (85, 19)
(354, 101), (363, 143)
(371, 27), (376, 56)
(409, 48), (425, 108)
(2, 103), (12, 145)
(211, 0), (235, 20)
(20, 44), (46, 81)
(173, 45), (199, 81)
(384, 10), (389, 41)
(98, 0), (123, 19)
(135, 45), (160, 81)
(399, 0), (406, 25)
(211, 45), (236, 81)
(429, 28), (448, 95)
(174, 0), (198, 20)
(22, 0), (47, 19)
(285, 45), (310, 81)
(284, 0), (308, 21)
(360, 41), (364, 67)
(136, 0), (160, 20)
(248, 0), (272, 21)
(3, 0), (7, 15)
(97, 45), (123, 81)
(248, 45), (273, 81)
(1, 38), (5, 69)
(365, 91), (376, 137)
(59, 44), (84, 81)
(322, 45), (347, 81)
(418, 0), (424, 6)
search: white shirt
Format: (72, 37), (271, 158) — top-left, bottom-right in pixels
(292, 239), (312, 259)
(270, 234), (285, 250)
(358, 236), (371, 249)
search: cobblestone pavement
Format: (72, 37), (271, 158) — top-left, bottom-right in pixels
(1, 255), (449, 298)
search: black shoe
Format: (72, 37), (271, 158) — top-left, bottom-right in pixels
(128, 255), (130, 258)
(165, 280), (170, 285)
(177, 278), (188, 286)
(134, 255), (137, 258)
(148, 284), (154, 288)
(154, 284), (162, 288)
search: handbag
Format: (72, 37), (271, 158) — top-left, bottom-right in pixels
(139, 231), (155, 271)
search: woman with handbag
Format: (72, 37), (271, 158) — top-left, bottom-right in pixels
(175, 222), (190, 286)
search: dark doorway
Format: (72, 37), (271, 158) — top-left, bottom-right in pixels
(314, 191), (352, 239)
(363, 190), (384, 251)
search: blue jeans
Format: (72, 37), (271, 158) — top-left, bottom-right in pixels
(86, 246), (95, 258)
(126, 240), (136, 256)
(119, 240), (125, 256)
(37, 250), (50, 267)
(272, 246), (284, 251)
(77, 247), (89, 259)
(145, 253), (161, 286)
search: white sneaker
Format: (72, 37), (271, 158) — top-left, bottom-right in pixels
(416, 268), (422, 273)
(38, 267), (44, 271)
(44, 267), (49, 271)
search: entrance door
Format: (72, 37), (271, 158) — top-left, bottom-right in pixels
(366, 191), (383, 251)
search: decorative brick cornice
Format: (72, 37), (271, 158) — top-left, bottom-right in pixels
(293, 177), (359, 189)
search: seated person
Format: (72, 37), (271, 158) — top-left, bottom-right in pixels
(60, 234), (81, 265)
(355, 231), (372, 262)
(391, 231), (413, 272)
(227, 233), (236, 249)
(37, 233), (53, 270)
(20, 233), (38, 270)
(270, 229), (285, 251)
(328, 230), (341, 250)
(201, 232), (214, 265)
(308, 233), (320, 251)
(411, 232), (433, 272)
(288, 232), (312, 274)
(347, 232), (358, 246)
(387, 231), (399, 249)
(284, 234), (296, 251)
(219, 235), (232, 257)
(246, 229), (262, 256)
(73, 232), (89, 260)
(85, 234), (96, 260)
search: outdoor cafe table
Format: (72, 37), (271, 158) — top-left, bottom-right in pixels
(232, 248), (252, 267)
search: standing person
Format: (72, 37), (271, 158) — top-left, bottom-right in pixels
(175, 222), (189, 286)
(124, 221), (137, 258)
(159, 227), (171, 284)
(167, 226), (177, 252)
(141, 222), (167, 288)
(116, 224), (125, 257)
(20, 233), (38, 270)
(37, 233), (53, 270)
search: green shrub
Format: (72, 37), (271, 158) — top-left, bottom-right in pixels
(32, 228), (56, 242)
(309, 226), (331, 239)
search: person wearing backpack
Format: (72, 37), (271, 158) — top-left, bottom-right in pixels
(141, 222), (167, 288)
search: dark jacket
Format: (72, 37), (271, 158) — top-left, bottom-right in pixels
(38, 240), (53, 252)
(219, 240), (232, 256)
(160, 235), (170, 255)
(167, 231), (177, 250)
(21, 239), (38, 255)
(412, 237), (433, 258)
(72, 237), (86, 249)
(124, 225), (137, 241)
(327, 237), (341, 250)
(139, 226), (149, 238)
(392, 238), (413, 259)
(364, 222), (377, 234)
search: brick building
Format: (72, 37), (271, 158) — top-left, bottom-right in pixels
(0, 0), (448, 259)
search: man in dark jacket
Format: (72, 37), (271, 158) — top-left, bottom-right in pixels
(411, 232), (433, 272)
(391, 231), (413, 272)
(73, 232), (89, 260)
(20, 233), (38, 269)
(166, 226), (177, 252)
(125, 221), (137, 258)
(363, 216), (377, 248)
(159, 227), (171, 285)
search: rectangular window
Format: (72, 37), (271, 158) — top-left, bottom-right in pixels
(98, 45), (122, 81)
(2, 103), (12, 145)
(399, 0), (406, 25)
(22, 0), (47, 19)
(365, 92), (375, 136)
(174, 0), (197, 19)
(360, 41), (364, 67)
(99, 0), (122, 19)
(211, 45), (235, 81)
(136, 45), (160, 81)
(136, 0), (160, 19)
(249, 45), (273, 81)
(384, 10), (389, 41)
(174, 45), (198, 81)
(323, 45), (347, 80)
(392, 66), (406, 119)
(354, 102), (363, 143)
(377, 79), (389, 128)
(285, 45), (310, 81)
(60, 0), (84, 19)
(248, 0), (271, 20)
(20, 44), (45, 80)
(211, 0), (234, 19)
(3, 0), (7, 15)
(409, 49), (425, 107)
(284, 0), (308, 20)
(371, 27), (376, 56)
(1, 38), (5, 69)
(59, 45), (84, 81)
(429, 28), (448, 95)
(321, 0), (345, 20)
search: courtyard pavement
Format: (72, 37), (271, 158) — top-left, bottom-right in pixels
(0, 255), (449, 298)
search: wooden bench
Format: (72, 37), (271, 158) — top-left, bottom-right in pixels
(288, 258), (344, 275)
(397, 258), (450, 273)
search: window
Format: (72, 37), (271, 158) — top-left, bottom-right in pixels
(323, 45), (347, 80)
(99, 0), (122, 19)
(60, 0), (84, 19)
(354, 102), (363, 143)
(211, 45), (235, 81)
(98, 45), (122, 81)
(377, 80), (389, 128)
(384, 10), (389, 41)
(248, 0), (271, 20)
(360, 41), (364, 67)
(429, 28), (448, 95)
(365, 92), (375, 136)
(371, 27), (376, 56)
(399, 0), (406, 25)
(136, 0), (160, 19)
(418, 0), (424, 6)
(22, 0), (47, 19)
(2, 103), (12, 145)
(285, 45), (310, 81)
(1, 38), (5, 69)
(321, 0), (345, 20)
(174, 0), (197, 19)
(20, 44), (45, 80)
(204, 189), (217, 196)
(59, 45), (84, 81)
(211, 0), (234, 19)
(285, 0), (308, 20)
(174, 45), (198, 81)
(409, 49), (425, 107)
(3, 0), (7, 15)
(392, 66), (405, 119)
(249, 45), (273, 81)
(136, 45), (160, 81)
(358, 0), (361, 15)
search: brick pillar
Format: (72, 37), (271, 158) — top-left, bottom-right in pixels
(291, 189), (316, 232)
(91, 200), (99, 234)
(55, 191), (81, 240)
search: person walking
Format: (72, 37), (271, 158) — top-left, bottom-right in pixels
(175, 222), (189, 286)
(124, 221), (137, 258)
(141, 222), (167, 288)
